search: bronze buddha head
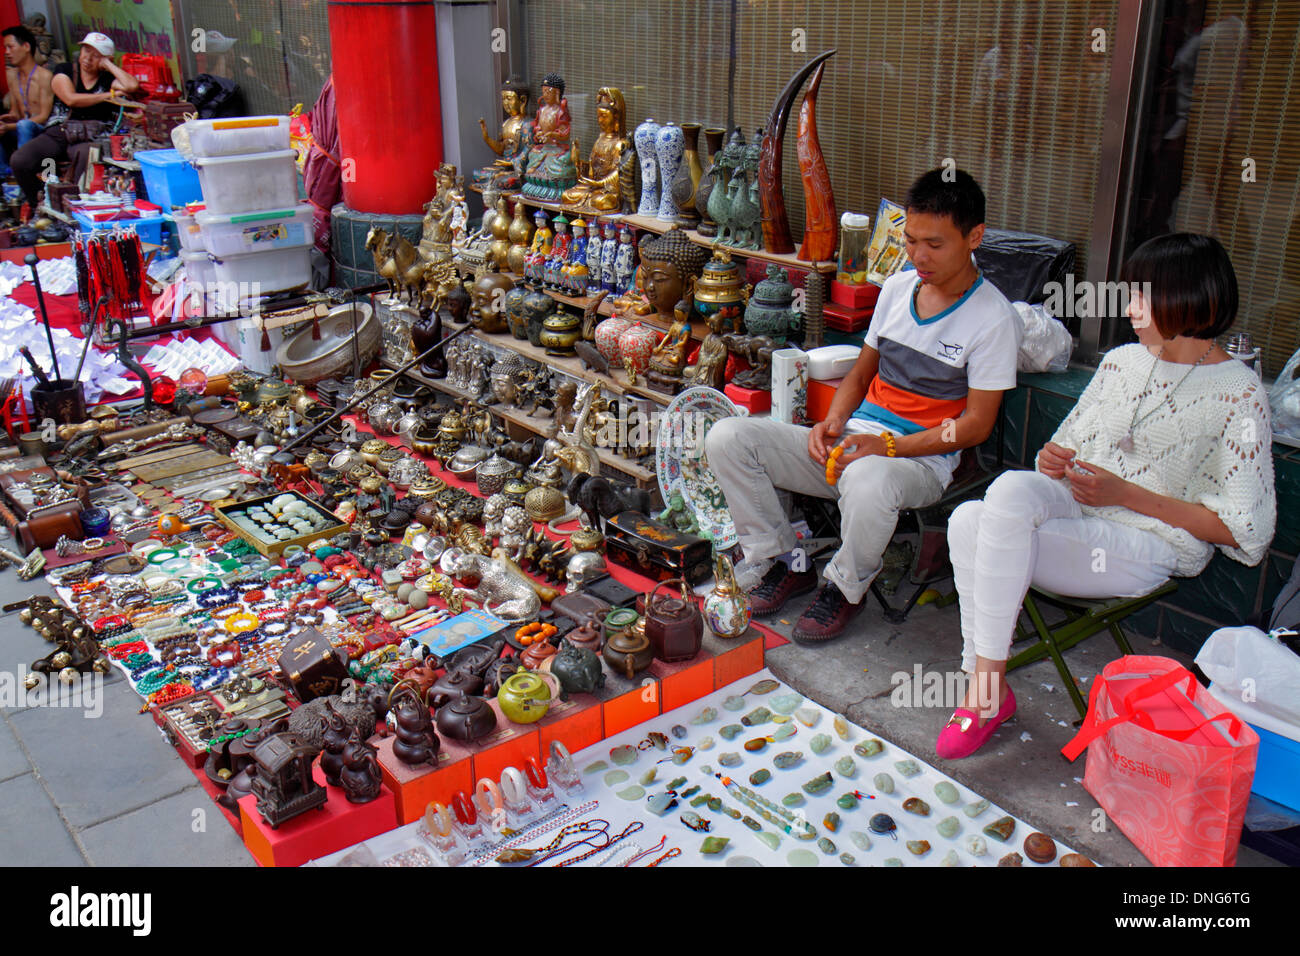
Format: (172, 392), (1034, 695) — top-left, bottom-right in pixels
(638, 227), (709, 317)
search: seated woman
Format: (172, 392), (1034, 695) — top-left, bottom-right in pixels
(937, 233), (1276, 759)
(10, 32), (139, 210)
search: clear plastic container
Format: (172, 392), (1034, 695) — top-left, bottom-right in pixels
(192, 149), (299, 215)
(837, 212), (872, 285)
(174, 208), (206, 252)
(209, 244), (312, 296)
(196, 204), (313, 256)
(173, 115), (291, 159)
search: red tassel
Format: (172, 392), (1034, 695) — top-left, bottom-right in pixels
(311, 317), (321, 340)
(260, 328), (271, 351)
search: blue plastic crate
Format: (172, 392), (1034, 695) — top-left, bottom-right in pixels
(72, 211), (166, 246)
(1249, 722), (1300, 812)
(136, 148), (202, 210)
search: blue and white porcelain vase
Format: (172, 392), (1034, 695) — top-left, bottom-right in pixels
(655, 122), (685, 222)
(634, 118), (661, 218)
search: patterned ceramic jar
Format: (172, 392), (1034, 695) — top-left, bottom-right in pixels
(595, 316), (632, 364)
(654, 122), (685, 222)
(634, 118), (661, 217)
(619, 322), (660, 374)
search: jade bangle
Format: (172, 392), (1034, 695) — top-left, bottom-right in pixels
(146, 547), (181, 565)
(187, 577), (224, 594)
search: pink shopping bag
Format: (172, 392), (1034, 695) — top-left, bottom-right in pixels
(1062, 655), (1258, 867)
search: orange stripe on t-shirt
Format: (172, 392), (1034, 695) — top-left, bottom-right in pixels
(864, 377), (968, 430)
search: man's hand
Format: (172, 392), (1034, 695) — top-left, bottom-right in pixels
(1037, 441), (1077, 479)
(808, 417), (846, 466)
(1066, 459), (1132, 508)
(829, 432), (887, 480)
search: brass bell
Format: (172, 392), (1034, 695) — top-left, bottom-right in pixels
(23, 673), (41, 691)
(50, 651), (72, 669)
(29, 615), (44, 630)
(58, 666), (79, 685)
(71, 625), (88, 640)
(18, 608), (32, 625)
(91, 658), (111, 674)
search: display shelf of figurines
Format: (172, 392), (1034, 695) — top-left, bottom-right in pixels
(398, 361), (656, 486)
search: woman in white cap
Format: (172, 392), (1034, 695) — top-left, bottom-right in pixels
(10, 31), (139, 212)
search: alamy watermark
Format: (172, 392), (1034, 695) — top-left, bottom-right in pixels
(1041, 277), (1152, 322)
(0, 668), (103, 718)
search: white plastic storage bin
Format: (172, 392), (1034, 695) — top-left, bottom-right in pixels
(193, 149), (299, 215)
(226, 318), (290, 376)
(209, 244), (312, 296)
(174, 209), (205, 252)
(181, 248), (215, 286)
(173, 115), (291, 159)
(196, 205), (313, 257)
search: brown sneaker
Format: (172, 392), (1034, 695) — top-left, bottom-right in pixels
(791, 583), (863, 645)
(748, 561), (818, 617)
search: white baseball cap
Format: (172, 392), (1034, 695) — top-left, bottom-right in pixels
(79, 32), (115, 58)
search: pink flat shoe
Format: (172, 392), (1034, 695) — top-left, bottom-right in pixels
(934, 687), (1017, 760)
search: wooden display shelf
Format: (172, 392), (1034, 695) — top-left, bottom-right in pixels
(617, 212), (838, 274)
(395, 362), (657, 486)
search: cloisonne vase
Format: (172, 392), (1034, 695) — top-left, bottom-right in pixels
(635, 118), (661, 217)
(655, 122), (685, 222)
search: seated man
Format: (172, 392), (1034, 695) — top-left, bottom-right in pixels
(0, 25), (53, 174)
(706, 168), (1021, 644)
(10, 32), (139, 210)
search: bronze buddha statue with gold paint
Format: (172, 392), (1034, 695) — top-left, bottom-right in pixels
(563, 87), (634, 212)
(475, 78), (534, 190)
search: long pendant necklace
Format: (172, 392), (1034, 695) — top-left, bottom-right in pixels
(1117, 342), (1216, 453)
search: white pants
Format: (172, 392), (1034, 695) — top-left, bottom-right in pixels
(948, 470), (1178, 672)
(706, 417), (943, 603)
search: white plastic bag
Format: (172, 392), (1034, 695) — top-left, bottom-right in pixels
(1195, 626), (1300, 739)
(1013, 301), (1072, 373)
(1268, 345), (1300, 439)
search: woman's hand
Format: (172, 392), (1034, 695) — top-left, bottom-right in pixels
(1037, 441), (1077, 479)
(1066, 459), (1133, 508)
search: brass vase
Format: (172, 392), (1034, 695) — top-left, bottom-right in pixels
(506, 201), (533, 276)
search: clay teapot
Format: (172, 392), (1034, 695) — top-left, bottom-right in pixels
(565, 618), (604, 655)
(428, 668), (484, 709)
(550, 639), (606, 699)
(434, 691), (498, 742)
(496, 669), (561, 724)
(521, 636), (558, 671)
(644, 577), (703, 663)
(602, 615), (655, 679)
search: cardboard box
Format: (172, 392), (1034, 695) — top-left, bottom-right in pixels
(649, 650), (716, 713)
(374, 733), (476, 825)
(239, 765), (397, 867)
(712, 634), (765, 690)
(723, 383), (771, 415)
(830, 280), (881, 309)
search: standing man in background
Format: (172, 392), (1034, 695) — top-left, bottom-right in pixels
(0, 25), (53, 176)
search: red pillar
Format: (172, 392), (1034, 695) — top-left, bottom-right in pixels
(327, 0), (442, 214)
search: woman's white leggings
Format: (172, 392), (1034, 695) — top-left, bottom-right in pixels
(948, 470), (1178, 673)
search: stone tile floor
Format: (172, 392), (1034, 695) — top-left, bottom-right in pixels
(0, 565), (1283, 867)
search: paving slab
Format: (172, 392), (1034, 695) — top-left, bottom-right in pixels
(0, 718), (31, 782)
(9, 677), (197, 828)
(79, 786), (256, 867)
(0, 773), (86, 866)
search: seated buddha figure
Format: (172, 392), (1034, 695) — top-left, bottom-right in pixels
(521, 73), (578, 201)
(637, 228), (709, 394)
(562, 87), (632, 212)
(475, 78), (534, 189)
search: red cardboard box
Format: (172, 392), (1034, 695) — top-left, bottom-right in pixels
(535, 693), (604, 756)
(469, 699), (540, 783)
(649, 649), (716, 713)
(239, 765), (397, 867)
(830, 280), (881, 309)
(724, 383), (771, 415)
(374, 733), (476, 825)
(713, 634), (765, 690)
(602, 677), (661, 736)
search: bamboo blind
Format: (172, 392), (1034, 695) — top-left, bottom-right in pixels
(521, 0), (1117, 274)
(1170, 0), (1300, 377)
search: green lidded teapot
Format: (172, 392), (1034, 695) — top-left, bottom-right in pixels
(497, 669), (561, 724)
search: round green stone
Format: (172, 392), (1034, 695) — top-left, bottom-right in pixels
(874, 772), (895, 794)
(749, 769), (772, 786)
(757, 830), (781, 851)
(810, 733), (833, 755)
(937, 816), (961, 839)
(934, 781), (960, 804)
(837, 793), (859, 810)
(817, 837), (837, 855)
(782, 793), (805, 808)
(787, 849), (819, 867)
(834, 756), (856, 778)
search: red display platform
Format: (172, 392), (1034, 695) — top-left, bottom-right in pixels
(374, 733), (476, 826)
(535, 692), (604, 756)
(713, 631), (767, 689)
(807, 378), (837, 423)
(470, 699), (541, 784)
(649, 649), (716, 713)
(239, 765), (397, 867)
(724, 383), (771, 415)
(602, 675), (662, 736)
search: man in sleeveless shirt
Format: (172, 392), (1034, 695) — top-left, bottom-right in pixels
(0, 25), (52, 175)
(9, 32), (139, 212)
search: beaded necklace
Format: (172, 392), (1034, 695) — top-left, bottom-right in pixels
(716, 773), (818, 840)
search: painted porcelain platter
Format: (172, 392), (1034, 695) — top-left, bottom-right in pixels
(656, 386), (747, 550)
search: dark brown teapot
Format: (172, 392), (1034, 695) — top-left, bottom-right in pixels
(428, 668), (484, 709)
(435, 692), (498, 742)
(644, 577), (703, 663)
(565, 618), (604, 655)
(602, 616), (655, 679)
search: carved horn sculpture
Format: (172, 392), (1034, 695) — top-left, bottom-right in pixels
(797, 60), (837, 261)
(758, 49), (837, 255)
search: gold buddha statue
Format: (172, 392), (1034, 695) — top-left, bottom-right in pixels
(562, 87), (633, 212)
(474, 78), (534, 189)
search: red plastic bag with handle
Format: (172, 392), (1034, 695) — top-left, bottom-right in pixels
(1061, 655), (1258, 867)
